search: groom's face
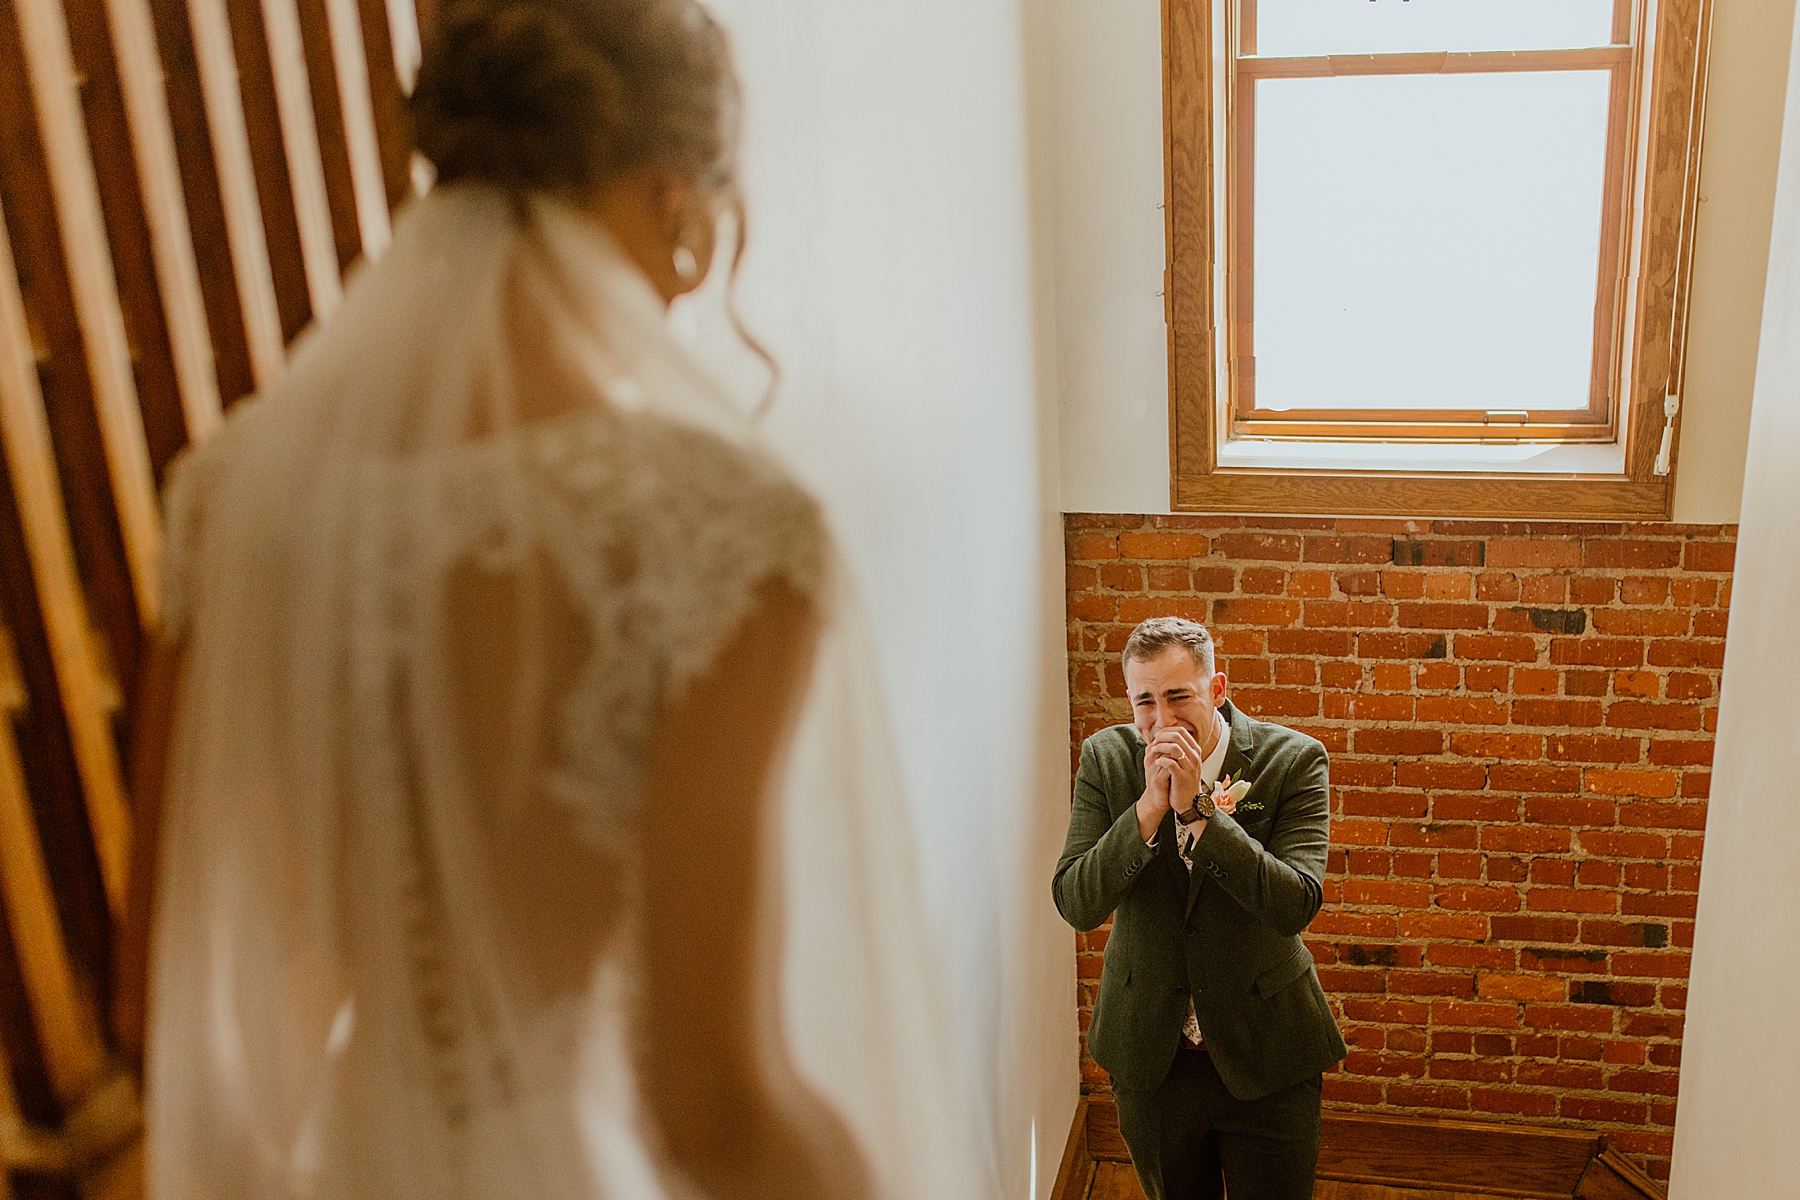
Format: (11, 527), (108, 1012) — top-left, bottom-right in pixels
(1125, 645), (1224, 744)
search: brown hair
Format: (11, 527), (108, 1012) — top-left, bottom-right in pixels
(412, 0), (780, 410)
(412, 0), (739, 196)
(1123, 617), (1216, 678)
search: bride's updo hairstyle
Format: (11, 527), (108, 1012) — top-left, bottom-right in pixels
(413, 0), (780, 407)
(412, 0), (739, 197)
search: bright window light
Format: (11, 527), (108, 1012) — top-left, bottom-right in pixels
(1252, 70), (1612, 412)
(1255, 0), (1616, 58)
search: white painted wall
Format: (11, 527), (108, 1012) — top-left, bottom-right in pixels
(697, 3), (1078, 1195)
(1036, 0), (1794, 522)
(1667, 7), (1800, 1187)
(1676, 0), (1797, 522)
(1039, 0), (1171, 516)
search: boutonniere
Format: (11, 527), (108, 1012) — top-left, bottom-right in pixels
(1211, 774), (1259, 816)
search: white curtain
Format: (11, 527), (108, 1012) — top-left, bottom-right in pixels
(1667, 8), (1800, 1196)
(682, 2), (1079, 1196)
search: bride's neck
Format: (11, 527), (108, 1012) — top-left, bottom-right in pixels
(581, 171), (691, 309)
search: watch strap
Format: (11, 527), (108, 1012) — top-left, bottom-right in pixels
(1177, 790), (1214, 825)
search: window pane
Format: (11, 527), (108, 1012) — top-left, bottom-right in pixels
(1255, 0), (1615, 57)
(1251, 71), (1611, 414)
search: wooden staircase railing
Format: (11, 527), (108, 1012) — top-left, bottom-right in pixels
(0, 0), (418, 1191)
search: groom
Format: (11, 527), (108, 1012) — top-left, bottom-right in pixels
(1054, 616), (1346, 1200)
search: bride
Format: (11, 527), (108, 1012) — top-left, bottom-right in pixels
(128, 1), (972, 1197)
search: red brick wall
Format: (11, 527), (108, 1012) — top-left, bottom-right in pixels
(1064, 514), (1737, 1182)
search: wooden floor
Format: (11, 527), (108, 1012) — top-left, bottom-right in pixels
(1084, 1161), (1142, 1200)
(1081, 1162), (1509, 1200)
(1062, 1096), (1665, 1200)
(1314, 1185), (1519, 1200)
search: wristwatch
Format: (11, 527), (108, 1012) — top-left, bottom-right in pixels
(1176, 790), (1215, 826)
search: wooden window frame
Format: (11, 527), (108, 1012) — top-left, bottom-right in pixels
(1165, 0), (1714, 519)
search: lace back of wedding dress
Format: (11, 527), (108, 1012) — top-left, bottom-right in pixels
(147, 186), (977, 1200)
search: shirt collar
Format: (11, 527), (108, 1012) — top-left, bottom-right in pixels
(1198, 708), (1230, 786)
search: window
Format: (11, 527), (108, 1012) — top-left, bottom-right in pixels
(1164, 0), (1711, 518)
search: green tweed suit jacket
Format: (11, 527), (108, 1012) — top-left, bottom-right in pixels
(1053, 700), (1347, 1099)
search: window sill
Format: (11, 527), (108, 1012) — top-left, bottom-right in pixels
(1216, 437), (1627, 476)
(1175, 437), (1671, 520)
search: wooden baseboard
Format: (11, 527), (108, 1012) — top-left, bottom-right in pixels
(1316, 1109), (1599, 1198)
(1069, 1095), (1666, 1200)
(1050, 1097), (1094, 1200)
(1577, 1149), (1669, 1200)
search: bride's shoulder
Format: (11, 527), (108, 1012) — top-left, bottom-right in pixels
(158, 390), (288, 518)
(511, 404), (831, 598)
(529, 403), (807, 504)
(157, 409), (257, 641)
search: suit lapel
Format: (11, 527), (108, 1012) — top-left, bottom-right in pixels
(1219, 699), (1255, 787)
(1186, 701), (1257, 919)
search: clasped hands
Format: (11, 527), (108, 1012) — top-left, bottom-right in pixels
(1134, 725), (1209, 843)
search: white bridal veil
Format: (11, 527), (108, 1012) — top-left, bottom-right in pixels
(146, 185), (978, 1200)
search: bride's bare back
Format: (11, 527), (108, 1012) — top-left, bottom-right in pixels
(432, 271), (867, 1197)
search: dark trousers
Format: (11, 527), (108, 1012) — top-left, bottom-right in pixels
(1113, 1046), (1322, 1200)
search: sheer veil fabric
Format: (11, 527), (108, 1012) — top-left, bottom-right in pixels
(146, 184), (978, 1200)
